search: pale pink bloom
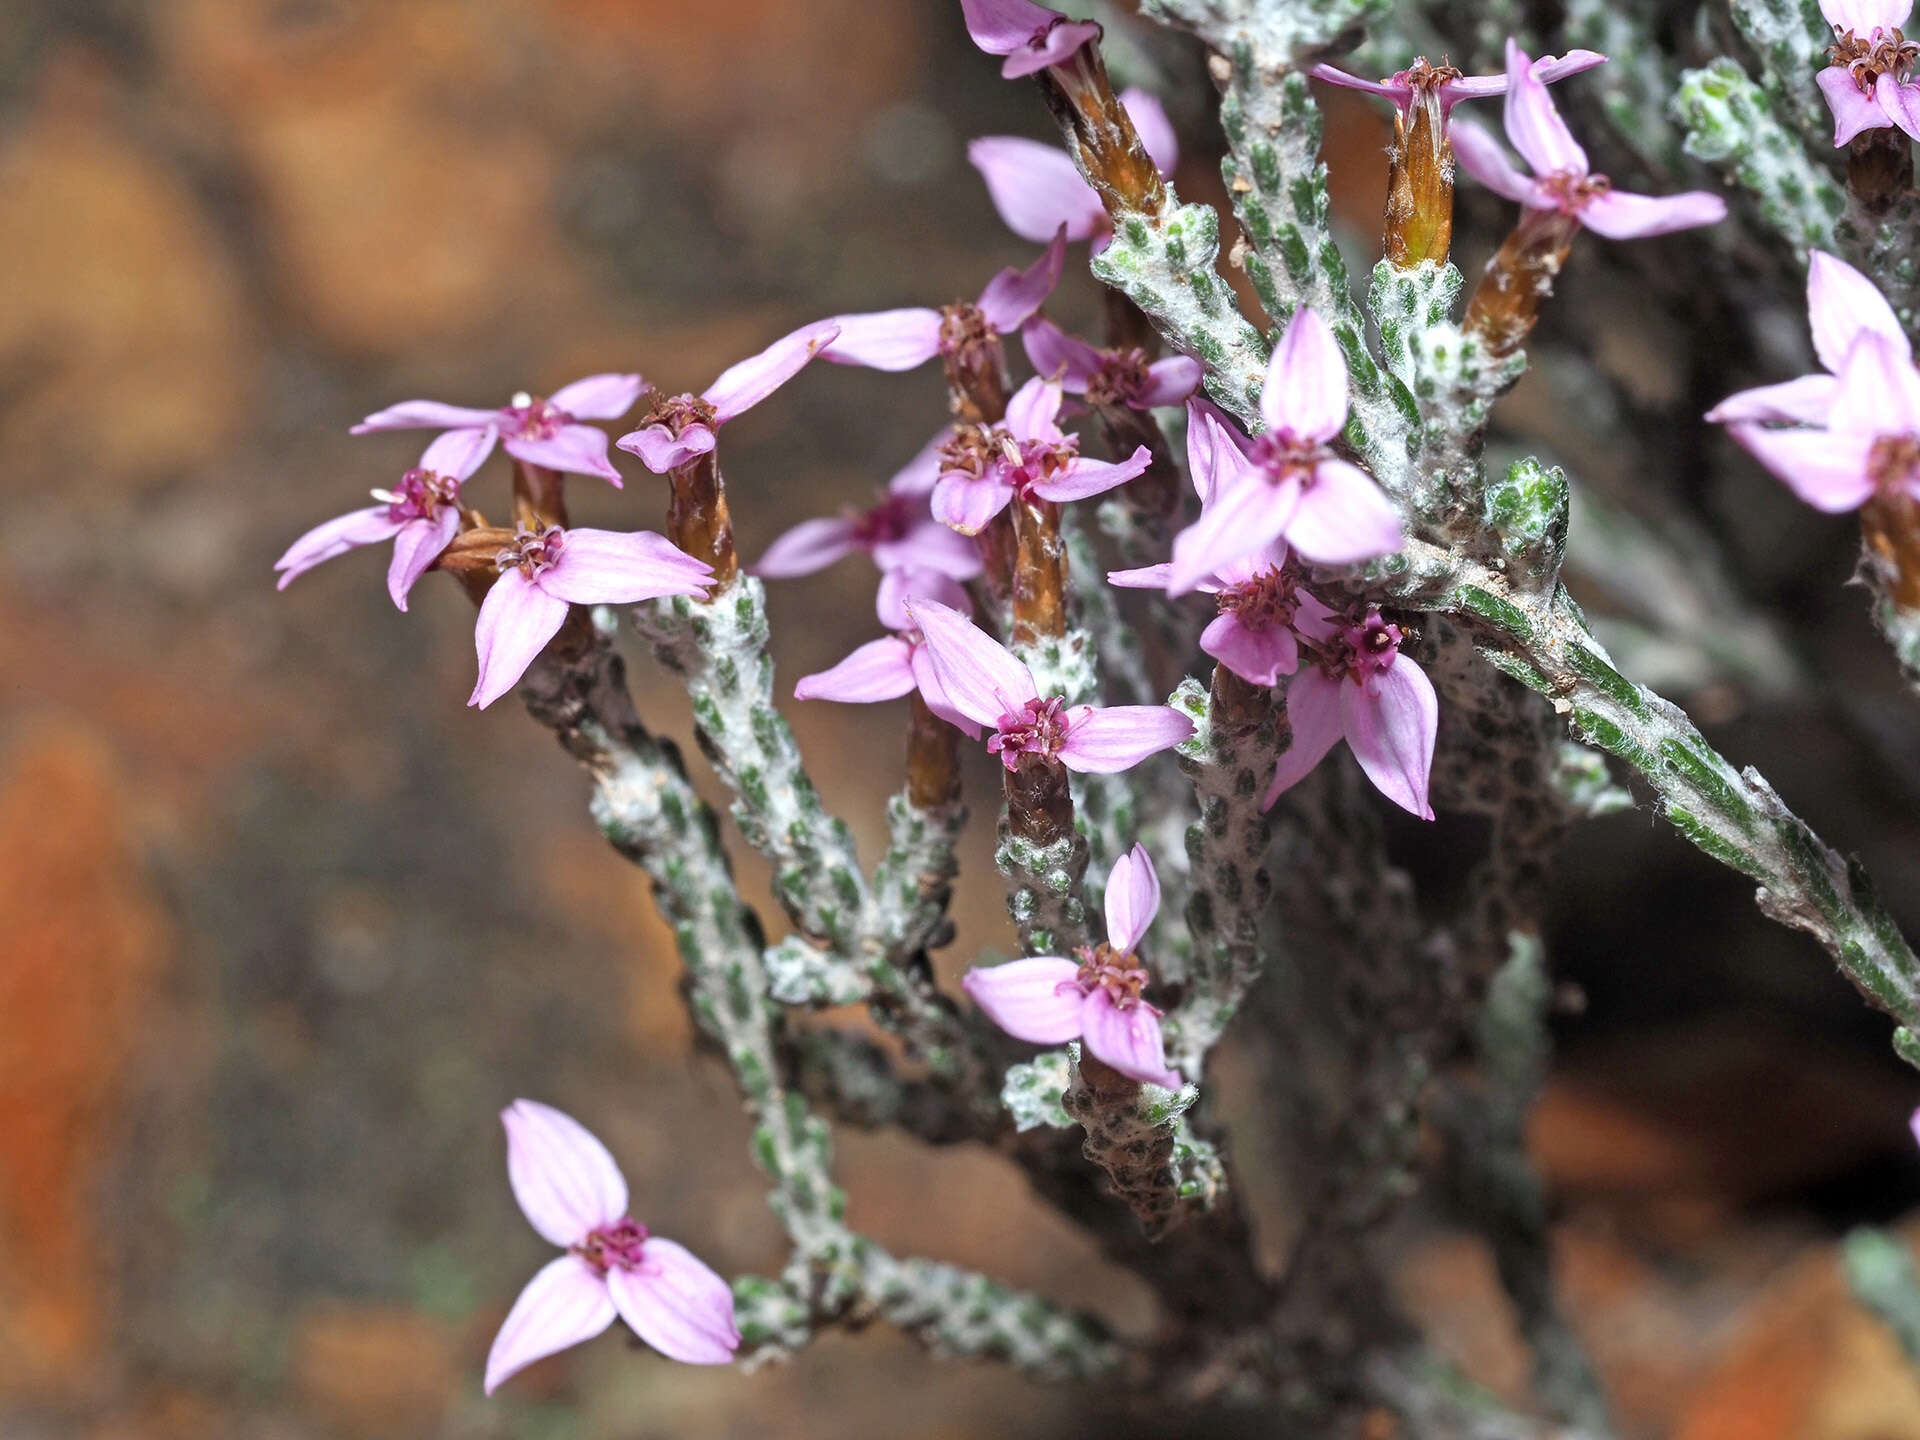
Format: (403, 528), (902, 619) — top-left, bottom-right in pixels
(485, 1100), (739, 1394)
(819, 230), (1065, 373)
(755, 433), (983, 581)
(1167, 307), (1402, 593)
(1729, 329), (1920, 513)
(1111, 541), (1319, 688)
(1309, 49), (1606, 116)
(931, 376), (1151, 535)
(1910, 1105), (1920, 1151)
(1451, 41), (1727, 238)
(1815, 0), (1920, 145)
(792, 567), (982, 736)
(353, 373), (644, 485)
(1022, 317), (1203, 411)
(1708, 250), (1910, 425)
(960, 0), (1101, 79)
(276, 427), (495, 609)
(969, 89), (1178, 247)
(908, 598), (1192, 771)
(616, 321), (841, 474)
(962, 844), (1181, 1088)
(470, 526), (712, 708)
(1265, 610), (1438, 820)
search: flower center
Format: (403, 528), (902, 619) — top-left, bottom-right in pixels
(851, 495), (912, 546)
(503, 394), (574, 442)
(1869, 433), (1920, 494)
(1315, 610), (1404, 682)
(938, 423), (998, 482)
(571, 1218), (649, 1276)
(1539, 169), (1612, 215)
(1220, 566), (1297, 632)
(1006, 434), (1080, 494)
(1830, 26), (1920, 91)
(1247, 431), (1329, 484)
(1085, 348), (1152, 410)
(938, 302), (1000, 374)
(1072, 943), (1151, 1009)
(496, 521), (565, 579)
(987, 695), (1071, 768)
(644, 392), (719, 437)
(371, 467), (461, 523)
(1029, 15), (1072, 50)
(1398, 56), (1464, 95)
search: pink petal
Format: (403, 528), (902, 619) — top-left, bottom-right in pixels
(505, 425), (623, 485)
(961, 957), (1086, 1043)
(1006, 375), (1066, 442)
(998, 17), (1101, 77)
(960, 0), (1063, 50)
(1079, 990), (1181, 1089)
(484, 1257), (617, 1395)
(1910, 1104), (1920, 1152)
(1056, 704), (1194, 772)
(1262, 305), (1349, 443)
(470, 571), (573, 708)
(1529, 49), (1610, 86)
(1878, 72), (1920, 141)
(274, 507), (404, 589)
(541, 529), (713, 606)
(702, 320), (841, 422)
(819, 309), (943, 372)
(1830, 329), (1920, 433)
(1102, 842), (1160, 953)
(1579, 188), (1727, 239)
(967, 137), (1106, 244)
(606, 1238), (740, 1366)
(906, 597), (1038, 726)
(887, 431), (951, 498)
(1200, 610), (1298, 686)
(1107, 561), (1176, 590)
(421, 424), (499, 481)
(1728, 423), (1877, 512)
(873, 516), (985, 579)
(1284, 458), (1403, 564)
(909, 643), (984, 738)
(500, 1099), (629, 1247)
(547, 373), (648, 420)
(1031, 446), (1152, 502)
(1290, 589), (1340, 644)
(1451, 120), (1550, 204)
(794, 636), (917, 704)
(1183, 404), (1237, 503)
(1022, 317), (1103, 392)
(1503, 39), (1587, 176)
(753, 516), (861, 579)
(1808, 249), (1909, 372)
(1822, 0), (1912, 31)
(387, 508), (461, 611)
(1167, 473), (1299, 595)
(977, 227), (1067, 334)
(1308, 65), (1412, 104)
(875, 565), (971, 631)
(1263, 668), (1345, 808)
(1120, 87), (1179, 176)
(1705, 374), (1841, 425)
(616, 421), (716, 475)
(1341, 658), (1439, 820)
(931, 471), (1016, 534)
(1135, 356), (1203, 408)
(350, 399), (499, 434)
(1818, 66), (1888, 147)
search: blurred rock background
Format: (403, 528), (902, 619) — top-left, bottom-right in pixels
(1, 1), (1918, 1436)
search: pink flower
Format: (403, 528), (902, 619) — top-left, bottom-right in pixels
(276, 427), (495, 609)
(1728, 328), (1920, 513)
(1167, 307), (1402, 593)
(1815, 0), (1920, 146)
(792, 567), (982, 736)
(961, 843), (1182, 1088)
(1265, 610), (1439, 820)
(485, 1100), (739, 1393)
(1111, 541), (1313, 688)
(1708, 250), (1910, 425)
(969, 89), (1178, 247)
(615, 321), (841, 473)
(755, 432), (983, 581)
(906, 597), (1193, 771)
(819, 230), (1065, 374)
(353, 373), (644, 486)
(470, 525), (712, 708)
(959, 0), (1101, 79)
(1451, 41), (1727, 238)
(931, 376), (1151, 535)
(1309, 49), (1606, 117)
(1022, 317), (1203, 412)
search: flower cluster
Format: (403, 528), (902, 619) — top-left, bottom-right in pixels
(1816, 0), (1920, 145)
